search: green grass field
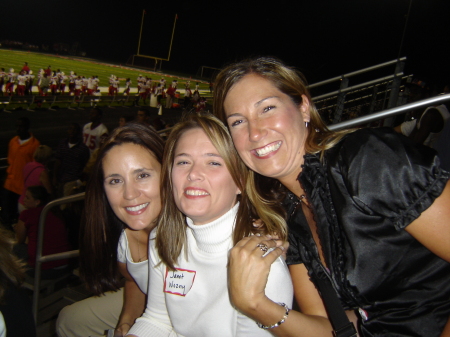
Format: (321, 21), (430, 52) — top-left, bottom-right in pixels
(0, 49), (210, 92)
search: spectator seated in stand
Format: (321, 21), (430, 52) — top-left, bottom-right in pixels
(13, 186), (71, 280)
(18, 145), (53, 214)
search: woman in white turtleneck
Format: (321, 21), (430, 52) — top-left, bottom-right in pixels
(127, 114), (293, 337)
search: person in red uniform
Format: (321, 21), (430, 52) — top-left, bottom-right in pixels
(16, 71), (27, 96)
(5, 68), (16, 96)
(50, 72), (59, 95)
(45, 66), (52, 77)
(21, 62), (30, 74)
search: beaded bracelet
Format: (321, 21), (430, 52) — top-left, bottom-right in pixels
(256, 302), (291, 329)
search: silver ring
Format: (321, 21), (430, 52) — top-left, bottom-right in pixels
(256, 243), (269, 253)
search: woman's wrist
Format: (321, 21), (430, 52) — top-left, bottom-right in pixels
(116, 322), (132, 330)
(246, 297), (290, 328)
(256, 302), (291, 329)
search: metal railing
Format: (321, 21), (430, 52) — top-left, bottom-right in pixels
(309, 57), (407, 124)
(329, 93), (450, 131)
(309, 57), (407, 89)
(32, 192), (85, 322)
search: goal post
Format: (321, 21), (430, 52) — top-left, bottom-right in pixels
(198, 66), (222, 81)
(127, 54), (164, 71)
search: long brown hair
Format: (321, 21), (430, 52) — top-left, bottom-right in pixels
(79, 123), (164, 295)
(156, 113), (286, 270)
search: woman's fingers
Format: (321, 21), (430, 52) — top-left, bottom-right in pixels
(228, 235), (288, 313)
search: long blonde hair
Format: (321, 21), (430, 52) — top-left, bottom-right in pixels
(156, 113), (286, 270)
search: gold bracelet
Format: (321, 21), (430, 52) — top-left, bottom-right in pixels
(256, 302), (291, 329)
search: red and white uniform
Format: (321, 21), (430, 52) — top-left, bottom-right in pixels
(68, 73), (76, 94)
(50, 74), (59, 95)
(196, 98), (206, 112)
(0, 70), (6, 93)
(137, 75), (145, 92)
(16, 73), (27, 95)
(36, 72), (44, 95)
(81, 77), (88, 94)
(109, 78), (119, 95)
(146, 79), (152, 97)
(5, 70), (16, 96)
(59, 74), (68, 94)
(83, 123), (109, 154)
(74, 78), (83, 96)
(87, 77), (96, 95)
(140, 82), (149, 100)
(92, 77), (99, 90)
(24, 72), (35, 94)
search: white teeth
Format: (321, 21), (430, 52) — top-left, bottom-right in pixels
(255, 142), (281, 156)
(185, 190), (209, 196)
(126, 203), (149, 212)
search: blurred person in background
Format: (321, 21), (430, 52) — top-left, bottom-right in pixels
(18, 145), (53, 213)
(1, 117), (40, 228)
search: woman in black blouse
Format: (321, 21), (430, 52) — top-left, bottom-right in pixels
(213, 56), (450, 336)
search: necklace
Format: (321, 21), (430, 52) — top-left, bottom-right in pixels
(299, 194), (313, 211)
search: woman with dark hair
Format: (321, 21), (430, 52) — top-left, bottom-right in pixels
(213, 56), (450, 336)
(127, 113), (292, 337)
(57, 123), (164, 337)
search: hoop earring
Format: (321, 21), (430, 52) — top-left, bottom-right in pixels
(305, 121), (309, 128)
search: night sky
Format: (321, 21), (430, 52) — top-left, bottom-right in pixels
(2, 0), (449, 88)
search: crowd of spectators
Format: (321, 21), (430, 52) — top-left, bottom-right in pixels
(1, 40), (83, 55)
(1, 40), (39, 51)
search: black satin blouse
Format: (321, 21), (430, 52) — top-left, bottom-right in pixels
(285, 127), (450, 336)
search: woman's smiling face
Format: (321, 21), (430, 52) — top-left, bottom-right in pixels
(103, 143), (162, 232)
(171, 128), (240, 226)
(223, 74), (310, 185)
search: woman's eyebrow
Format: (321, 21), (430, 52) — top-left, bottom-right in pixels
(226, 96), (279, 120)
(255, 96), (278, 107)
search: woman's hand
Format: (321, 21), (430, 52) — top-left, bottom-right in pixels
(228, 234), (288, 315)
(114, 323), (132, 336)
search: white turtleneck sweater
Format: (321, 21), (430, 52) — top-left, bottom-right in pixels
(127, 203), (293, 337)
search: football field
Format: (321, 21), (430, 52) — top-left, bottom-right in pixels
(0, 49), (209, 91)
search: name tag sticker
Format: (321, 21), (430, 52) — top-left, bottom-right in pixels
(164, 268), (196, 296)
